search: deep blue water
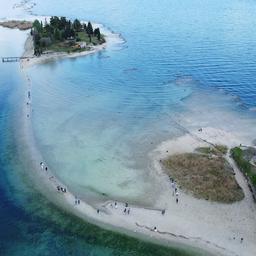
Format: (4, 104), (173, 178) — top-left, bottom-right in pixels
(1, 0), (256, 255)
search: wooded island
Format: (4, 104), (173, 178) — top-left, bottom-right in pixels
(31, 16), (105, 55)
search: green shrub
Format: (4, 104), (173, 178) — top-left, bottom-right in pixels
(231, 147), (256, 187)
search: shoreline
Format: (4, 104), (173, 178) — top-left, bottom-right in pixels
(19, 69), (256, 255)
(14, 19), (256, 256)
(21, 21), (123, 68)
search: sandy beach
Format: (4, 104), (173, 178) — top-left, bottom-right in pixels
(19, 58), (256, 256)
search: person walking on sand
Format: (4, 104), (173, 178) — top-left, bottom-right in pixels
(176, 197), (179, 204)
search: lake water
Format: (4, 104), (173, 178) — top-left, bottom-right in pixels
(1, 0), (256, 255)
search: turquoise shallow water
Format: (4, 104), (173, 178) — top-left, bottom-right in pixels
(0, 26), (205, 256)
(1, 0), (256, 255)
(28, 0), (256, 203)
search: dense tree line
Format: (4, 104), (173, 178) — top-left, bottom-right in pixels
(31, 16), (103, 55)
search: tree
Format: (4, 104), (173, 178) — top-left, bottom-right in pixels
(33, 19), (42, 32)
(44, 24), (54, 36)
(60, 29), (65, 41)
(73, 19), (82, 31)
(59, 17), (67, 30)
(50, 16), (60, 27)
(33, 31), (41, 47)
(54, 28), (61, 41)
(94, 28), (101, 40)
(86, 21), (93, 35)
(40, 37), (52, 47)
(70, 28), (75, 37)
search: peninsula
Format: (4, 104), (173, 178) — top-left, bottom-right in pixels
(2, 13), (255, 256)
(31, 16), (105, 56)
(0, 17), (108, 67)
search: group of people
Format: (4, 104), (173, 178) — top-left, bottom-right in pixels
(123, 202), (131, 214)
(27, 90), (31, 118)
(123, 207), (130, 215)
(40, 162), (48, 171)
(170, 178), (179, 204)
(74, 196), (80, 205)
(57, 185), (67, 193)
(39, 162), (67, 193)
(109, 201), (131, 215)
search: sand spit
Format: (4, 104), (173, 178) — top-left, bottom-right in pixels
(20, 71), (256, 256)
(16, 20), (256, 256)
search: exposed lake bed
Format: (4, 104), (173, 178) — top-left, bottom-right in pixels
(1, 0), (256, 255)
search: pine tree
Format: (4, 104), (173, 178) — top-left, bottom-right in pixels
(86, 22), (93, 35)
(94, 28), (101, 40)
(54, 28), (61, 41)
(73, 19), (81, 31)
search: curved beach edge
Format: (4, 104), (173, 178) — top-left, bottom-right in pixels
(16, 22), (256, 256)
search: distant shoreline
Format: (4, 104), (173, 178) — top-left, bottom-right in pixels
(0, 20), (32, 30)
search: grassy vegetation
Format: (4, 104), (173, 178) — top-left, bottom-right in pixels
(163, 149), (244, 203)
(47, 42), (90, 53)
(195, 144), (228, 156)
(77, 31), (104, 45)
(231, 147), (256, 186)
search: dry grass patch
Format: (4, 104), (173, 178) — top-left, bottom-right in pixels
(163, 152), (244, 203)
